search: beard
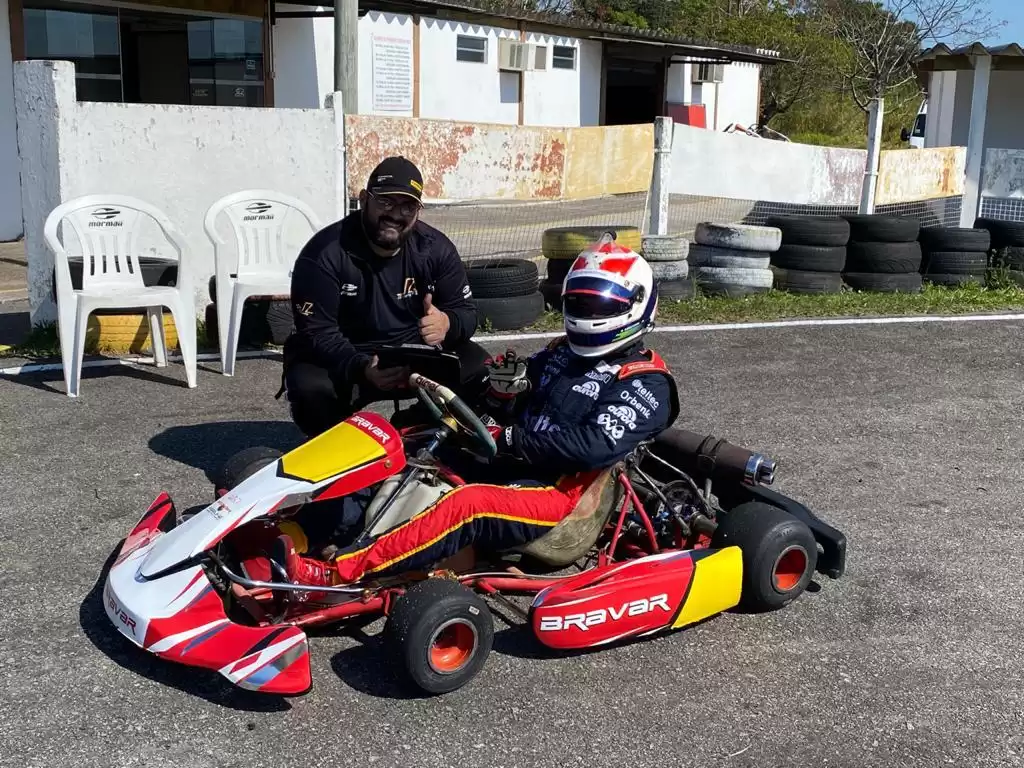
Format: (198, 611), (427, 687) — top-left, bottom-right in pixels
(362, 209), (411, 251)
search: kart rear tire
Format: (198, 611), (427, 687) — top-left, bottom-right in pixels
(384, 578), (494, 695)
(711, 502), (817, 612)
(216, 446), (284, 496)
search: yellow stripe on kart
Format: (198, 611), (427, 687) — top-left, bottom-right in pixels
(279, 420), (388, 484)
(671, 546), (743, 629)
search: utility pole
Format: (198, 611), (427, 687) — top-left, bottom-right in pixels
(334, 0), (358, 113)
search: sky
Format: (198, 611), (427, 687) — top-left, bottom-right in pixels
(983, 0), (1024, 44)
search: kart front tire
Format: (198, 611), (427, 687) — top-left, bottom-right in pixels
(711, 501), (817, 612)
(384, 578), (494, 695)
(216, 446), (284, 496)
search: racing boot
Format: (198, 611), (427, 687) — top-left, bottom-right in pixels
(270, 533), (338, 601)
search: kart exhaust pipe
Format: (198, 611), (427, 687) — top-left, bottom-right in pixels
(649, 429), (776, 487)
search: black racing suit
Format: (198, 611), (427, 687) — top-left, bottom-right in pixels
(280, 211), (488, 437)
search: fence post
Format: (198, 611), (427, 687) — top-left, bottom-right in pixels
(649, 116), (673, 235)
(860, 97), (884, 214)
(326, 91), (348, 221)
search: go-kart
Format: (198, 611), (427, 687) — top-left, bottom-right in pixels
(102, 372), (847, 697)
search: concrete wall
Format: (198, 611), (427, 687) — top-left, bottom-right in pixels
(924, 70), (956, 148)
(272, 4), (334, 110)
(14, 61), (342, 325)
(981, 71), (1024, 153)
(345, 114), (652, 201)
(0, 0), (23, 241)
(981, 149), (1024, 199)
(668, 122), (867, 206)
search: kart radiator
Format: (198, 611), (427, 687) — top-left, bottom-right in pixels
(647, 429), (776, 487)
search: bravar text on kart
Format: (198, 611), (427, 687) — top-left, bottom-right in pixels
(102, 372), (847, 697)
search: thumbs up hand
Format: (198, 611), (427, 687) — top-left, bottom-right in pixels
(419, 292), (450, 346)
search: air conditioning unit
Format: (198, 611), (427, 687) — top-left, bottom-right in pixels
(499, 38), (536, 71)
(691, 62), (725, 83)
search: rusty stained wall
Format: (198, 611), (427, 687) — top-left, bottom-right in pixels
(345, 115), (653, 202)
(874, 147), (966, 205)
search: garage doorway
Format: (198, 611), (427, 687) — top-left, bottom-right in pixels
(603, 57), (664, 126)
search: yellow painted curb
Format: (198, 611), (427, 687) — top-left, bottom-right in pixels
(86, 313), (180, 354)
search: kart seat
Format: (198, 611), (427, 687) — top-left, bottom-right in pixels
(510, 463), (625, 568)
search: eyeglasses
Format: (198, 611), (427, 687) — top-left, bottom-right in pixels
(368, 192), (422, 217)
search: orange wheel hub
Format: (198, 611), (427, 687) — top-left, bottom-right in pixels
(428, 620), (477, 674)
(772, 546), (808, 592)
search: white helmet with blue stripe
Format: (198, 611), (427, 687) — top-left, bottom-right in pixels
(561, 232), (658, 358)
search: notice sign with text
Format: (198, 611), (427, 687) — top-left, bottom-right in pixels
(372, 35), (413, 112)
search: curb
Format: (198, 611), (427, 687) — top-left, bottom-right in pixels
(4, 311), (1024, 376)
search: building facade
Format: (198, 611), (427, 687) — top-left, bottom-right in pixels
(0, 0), (777, 240)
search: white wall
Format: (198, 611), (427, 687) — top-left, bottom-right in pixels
(523, 33), (579, 127)
(579, 39), (601, 126)
(272, 4), (331, 109)
(0, 0), (23, 241)
(14, 60), (343, 325)
(669, 122), (867, 206)
(418, 18), (519, 124)
(982, 70), (1024, 153)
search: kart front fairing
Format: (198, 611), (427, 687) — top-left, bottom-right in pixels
(101, 412), (405, 695)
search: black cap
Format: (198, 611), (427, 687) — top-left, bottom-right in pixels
(367, 156), (423, 202)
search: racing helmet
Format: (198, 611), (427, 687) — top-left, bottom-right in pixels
(560, 232), (657, 358)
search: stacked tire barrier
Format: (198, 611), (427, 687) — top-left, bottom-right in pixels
(690, 222), (779, 296)
(539, 225), (643, 310)
(465, 258), (544, 331)
(641, 234), (693, 300)
(840, 214), (923, 294)
(764, 215), (849, 294)
(917, 226), (991, 287)
(974, 218), (1024, 286)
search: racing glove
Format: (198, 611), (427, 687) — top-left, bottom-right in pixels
(483, 349), (530, 417)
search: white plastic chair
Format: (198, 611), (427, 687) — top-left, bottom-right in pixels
(203, 190), (324, 376)
(44, 194), (198, 398)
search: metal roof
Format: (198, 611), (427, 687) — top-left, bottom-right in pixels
(347, 0), (786, 65)
(916, 42), (1024, 71)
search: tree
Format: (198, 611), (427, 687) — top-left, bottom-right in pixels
(818, 0), (1005, 113)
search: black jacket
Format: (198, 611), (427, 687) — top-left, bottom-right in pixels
(284, 212), (478, 381)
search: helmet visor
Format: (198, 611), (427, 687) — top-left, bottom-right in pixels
(563, 274), (641, 319)
(563, 292), (632, 319)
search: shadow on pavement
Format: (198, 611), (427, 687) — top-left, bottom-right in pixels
(149, 420), (305, 483)
(2, 359), (205, 395)
(79, 543), (292, 712)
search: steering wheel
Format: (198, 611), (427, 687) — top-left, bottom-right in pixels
(410, 373), (497, 460)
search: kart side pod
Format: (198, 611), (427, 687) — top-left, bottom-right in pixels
(529, 547), (742, 650)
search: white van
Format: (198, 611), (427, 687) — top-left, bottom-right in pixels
(901, 100), (927, 148)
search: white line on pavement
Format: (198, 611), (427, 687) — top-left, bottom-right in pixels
(2, 311), (1023, 376)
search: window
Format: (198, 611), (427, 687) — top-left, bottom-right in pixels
(456, 34), (487, 63)
(552, 45), (576, 70)
(23, 5), (122, 102)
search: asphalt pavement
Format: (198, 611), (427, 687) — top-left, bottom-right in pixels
(2, 320), (1024, 768)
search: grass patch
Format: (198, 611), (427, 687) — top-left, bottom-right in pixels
(513, 281), (1024, 334)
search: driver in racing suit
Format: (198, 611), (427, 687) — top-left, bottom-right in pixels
(272, 237), (681, 590)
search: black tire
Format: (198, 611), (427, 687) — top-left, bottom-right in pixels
(475, 291), (545, 331)
(771, 244), (846, 272)
(710, 502), (817, 612)
(764, 215), (850, 247)
(845, 241), (922, 273)
(545, 258), (571, 284)
(842, 271), (923, 293)
(921, 250), (989, 275)
(994, 246), (1024, 270)
(974, 218), (1024, 248)
(923, 273), (985, 287)
(772, 267), (845, 294)
(842, 214), (920, 243)
(466, 260), (539, 299)
(384, 578), (494, 695)
(918, 226), (991, 253)
(539, 280), (563, 310)
(217, 446), (284, 495)
(656, 277), (696, 300)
